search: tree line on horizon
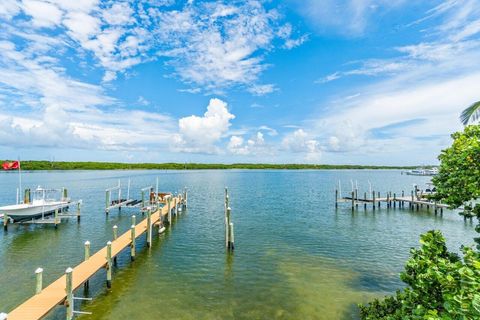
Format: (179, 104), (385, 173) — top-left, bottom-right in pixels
(0, 161), (420, 171)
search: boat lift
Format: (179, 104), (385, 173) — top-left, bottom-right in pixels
(105, 178), (170, 214)
(1, 188), (82, 230)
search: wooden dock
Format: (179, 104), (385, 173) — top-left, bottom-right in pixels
(7, 194), (185, 320)
(336, 188), (450, 214)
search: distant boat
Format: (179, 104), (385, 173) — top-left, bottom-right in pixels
(404, 168), (438, 176)
(0, 187), (73, 222)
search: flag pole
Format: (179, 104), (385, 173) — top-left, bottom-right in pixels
(18, 158), (22, 203)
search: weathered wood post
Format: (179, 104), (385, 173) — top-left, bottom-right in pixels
(184, 187), (188, 209)
(377, 191), (381, 208)
(386, 193), (390, 209)
(372, 191), (376, 211)
(146, 209), (152, 247)
(355, 188), (359, 209)
(84, 241), (90, 289)
(228, 222), (235, 251)
(410, 191), (414, 210)
(364, 192), (367, 210)
(65, 267), (73, 320)
(84, 241), (90, 260)
(24, 188), (31, 204)
(76, 202), (81, 222)
(167, 197), (172, 225)
(225, 207), (231, 248)
(54, 209), (59, 228)
(351, 191), (355, 211)
(3, 213), (8, 230)
(130, 225), (136, 261)
(112, 225), (118, 264)
(105, 189), (110, 214)
(335, 189), (338, 208)
(35, 268), (43, 294)
(175, 196), (179, 216)
(106, 241), (112, 288)
(113, 225), (118, 240)
(141, 190), (145, 208)
(393, 193), (396, 208)
(131, 215), (136, 226)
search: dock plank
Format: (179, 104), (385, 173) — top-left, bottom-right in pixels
(7, 197), (180, 320)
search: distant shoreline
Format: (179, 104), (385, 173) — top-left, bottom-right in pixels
(1, 161), (429, 171)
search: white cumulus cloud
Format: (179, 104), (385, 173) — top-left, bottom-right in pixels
(175, 98), (235, 154)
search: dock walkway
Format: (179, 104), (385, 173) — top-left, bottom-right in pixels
(7, 196), (182, 320)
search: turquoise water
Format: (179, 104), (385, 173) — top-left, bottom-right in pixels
(0, 170), (476, 319)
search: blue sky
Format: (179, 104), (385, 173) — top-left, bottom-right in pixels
(0, 0), (479, 165)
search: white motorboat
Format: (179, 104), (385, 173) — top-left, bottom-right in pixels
(404, 168), (438, 176)
(0, 187), (71, 222)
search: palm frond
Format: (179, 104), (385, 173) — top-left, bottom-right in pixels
(460, 101), (480, 125)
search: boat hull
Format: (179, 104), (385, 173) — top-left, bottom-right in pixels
(0, 202), (70, 222)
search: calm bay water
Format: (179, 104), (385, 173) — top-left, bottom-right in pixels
(0, 170), (476, 319)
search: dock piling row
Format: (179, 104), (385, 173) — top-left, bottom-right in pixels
(336, 184), (448, 214)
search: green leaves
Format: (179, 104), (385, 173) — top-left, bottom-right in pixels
(360, 125), (480, 319)
(460, 101), (480, 125)
(359, 231), (480, 319)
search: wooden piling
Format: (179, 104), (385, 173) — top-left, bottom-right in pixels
(393, 193), (396, 208)
(65, 267), (73, 320)
(225, 207), (231, 248)
(113, 225), (118, 240)
(146, 210), (152, 247)
(355, 189), (359, 209)
(105, 190), (110, 214)
(131, 215), (136, 226)
(372, 191), (376, 211)
(335, 189), (338, 208)
(76, 202), (81, 222)
(351, 191), (354, 211)
(54, 209), (59, 227)
(84, 241), (90, 260)
(113, 226), (118, 264)
(184, 187), (188, 209)
(106, 242), (112, 288)
(130, 225), (136, 261)
(228, 222), (235, 251)
(3, 213), (7, 230)
(364, 192), (367, 210)
(377, 192), (380, 208)
(84, 241), (90, 289)
(35, 268), (43, 295)
(167, 197), (172, 224)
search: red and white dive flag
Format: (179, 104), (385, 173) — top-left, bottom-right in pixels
(2, 161), (20, 170)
